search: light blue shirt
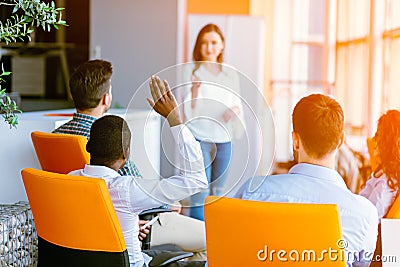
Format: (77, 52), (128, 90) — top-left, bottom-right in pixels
(235, 163), (379, 267)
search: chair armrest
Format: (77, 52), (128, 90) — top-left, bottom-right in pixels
(139, 207), (172, 217)
(139, 207), (173, 250)
(149, 251), (194, 267)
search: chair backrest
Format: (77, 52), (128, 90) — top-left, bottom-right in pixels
(31, 131), (90, 174)
(204, 196), (345, 267)
(21, 168), (129, 267)
(385, 194), (400, 218)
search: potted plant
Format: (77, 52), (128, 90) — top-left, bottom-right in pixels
(0, 0), (67, 128)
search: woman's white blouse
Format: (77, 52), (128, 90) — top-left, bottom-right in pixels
(183, 64), (245, 143)
(359, 173), (397, 220)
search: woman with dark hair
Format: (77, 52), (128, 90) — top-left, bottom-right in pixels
(359, 109), (400, 219)
(183, 23), (244, 221)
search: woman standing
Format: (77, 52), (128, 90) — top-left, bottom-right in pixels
(183, 23), (244, 221)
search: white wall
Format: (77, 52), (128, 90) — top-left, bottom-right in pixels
(90, 0), (180, 109)
(90, 0), (183, 177)
(0, 114), (67, 203)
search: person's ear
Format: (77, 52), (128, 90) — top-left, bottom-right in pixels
(117, 146), (130, 170)
(103, 92), (111, 107)
(292, 131), (300, 151)
(123, 146), (130, 160)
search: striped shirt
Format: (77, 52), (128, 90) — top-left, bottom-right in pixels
(53, 112), (142, 177)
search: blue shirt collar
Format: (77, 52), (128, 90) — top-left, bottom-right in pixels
(288, 163), (347, 189)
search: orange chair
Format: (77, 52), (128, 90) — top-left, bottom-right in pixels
(385, 194), (400, 219)
(22, 168), (191, 267)
(204, 196), (345, 267)
(31, 131), (90, 174)
(22, 168), (129, 266)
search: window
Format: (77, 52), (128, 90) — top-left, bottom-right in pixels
(382, 0), (400, 111)
(270, 0), (400, 162)
(271, 0), (333, 161)
(335, 0), (370, 134)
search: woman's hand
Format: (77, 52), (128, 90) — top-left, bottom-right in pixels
(222, 106), (241, 122)
(138, 220), (150, 241)
(191, 75), (201, 108)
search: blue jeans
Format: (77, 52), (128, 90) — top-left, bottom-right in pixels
(189, 140), (232, 221)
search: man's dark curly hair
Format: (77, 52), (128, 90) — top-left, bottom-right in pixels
(87, 115), (131, 167)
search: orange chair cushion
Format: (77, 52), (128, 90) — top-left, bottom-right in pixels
(204, 196), (345, 267)
(22, 168), (126, 252)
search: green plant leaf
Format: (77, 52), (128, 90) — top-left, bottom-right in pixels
(12, 5), (20, 14)
(0, 0), (68, 129)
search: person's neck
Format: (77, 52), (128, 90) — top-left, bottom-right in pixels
(90, 160), (123, 172)
(77, 107), (105, 118)
(297, 150), (336, 169)
(202, 62), (221, 75)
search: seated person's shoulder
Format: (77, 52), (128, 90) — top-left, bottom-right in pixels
(352, 191), (379, 214)
(235, 174), (292, 196)
(109, 175), (135, 185)
(340, 190), (379, 223)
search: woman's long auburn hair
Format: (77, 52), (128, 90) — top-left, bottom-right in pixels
(192, 23), (225, 76)
(375, 109), (400, 191)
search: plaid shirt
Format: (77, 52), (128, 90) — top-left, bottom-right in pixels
(53, 112), (142, 177)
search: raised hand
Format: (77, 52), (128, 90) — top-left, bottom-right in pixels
(147, 75), (182, 127)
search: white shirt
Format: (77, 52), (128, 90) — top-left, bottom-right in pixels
(235, 163), (379, 267)
(359, 173), (397, 220)
(183, 64), (245, 143)
(69, 125), (207, 267)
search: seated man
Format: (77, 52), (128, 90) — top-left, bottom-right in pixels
(235, 94), (378, 267)
(53, 59), (140, 176)
(54, 60), (207, 260)
(70, 75), (207, 267)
